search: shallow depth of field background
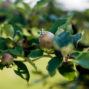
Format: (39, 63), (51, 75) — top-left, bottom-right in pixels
(0, 0), (89, 89)
(0, 58), (83, 89)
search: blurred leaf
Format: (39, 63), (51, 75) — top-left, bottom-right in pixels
(28, 38), (39, 46)
(0, 8), (12, 16)
(13, 25), (22, 36)
(73, 33), (82, 46)
(48, 70), (56, 77)
(0, 38), (7, 50)
(1, 24), (14, 39)
(8, 46), (23, 56)
(5, 38), (14, 48)
(23, 2), (31, 11)
(79, 29), (89, 46)
(58, 63), (77, 80)
(49, 18), (67, 34)
(54, 50), (62, 58)
(33, 0), (47, 11)
(70, 52), (80, 58)
(9, 14), (26, 26)
(53, 31), (73, 49)
(16, 7), (26, 14)
(15, 0), (23, 4)
(71, 52), (89, 69)
(47, 57), (62, 76)
(28, 49), (43, 58)
(66, 24), (73, 34)
(16, 30), (24, 37)
(14, 61), (30, 82)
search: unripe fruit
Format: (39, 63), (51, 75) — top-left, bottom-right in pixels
(1, 53), (13, 65)
(39, 31), (54, 49)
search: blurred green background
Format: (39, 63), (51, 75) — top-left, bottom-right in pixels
(0, 57), (83, 89)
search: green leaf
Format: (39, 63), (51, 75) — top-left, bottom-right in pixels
(0, 24), (14, 39)
(0, 8), (12, 16)
(71, 52), (89, 69)
(0, 38), (7, 50)
(16, 7), (26, 14)
(15, 0), (23, 4)
(23, 2), (31, 11)
(48, 70), (56, 77)
(70, 52), (80, 58)
(79, 29), (89, 46)
(73, 33), (82, 46)
(58, 63), (77, 80)
(16, 30), (25, 37)
(49, 18), (67, 34)
(10, 14), (26, 26)
(8, 46), (23, 56)
(28, 49), (43, 58)
(28, 39), (39, 46)
(53, 31), (73, 49)
(33, 0), (46, 10)
(14, 61), (30, 82)
(54, 50), (62, 58)
(47, 57), (62, 76)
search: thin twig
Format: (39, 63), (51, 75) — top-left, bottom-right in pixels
(32, 55), (52, 62)
(14, 55), (53, 62)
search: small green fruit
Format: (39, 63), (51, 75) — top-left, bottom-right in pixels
(1, 53), (13, 65)
(39, 31), (54, 48)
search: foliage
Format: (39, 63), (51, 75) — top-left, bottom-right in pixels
(0, 0), (89, 87)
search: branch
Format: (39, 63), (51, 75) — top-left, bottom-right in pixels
(32, 55), (53, 62)
(14, 55), (53, 62)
